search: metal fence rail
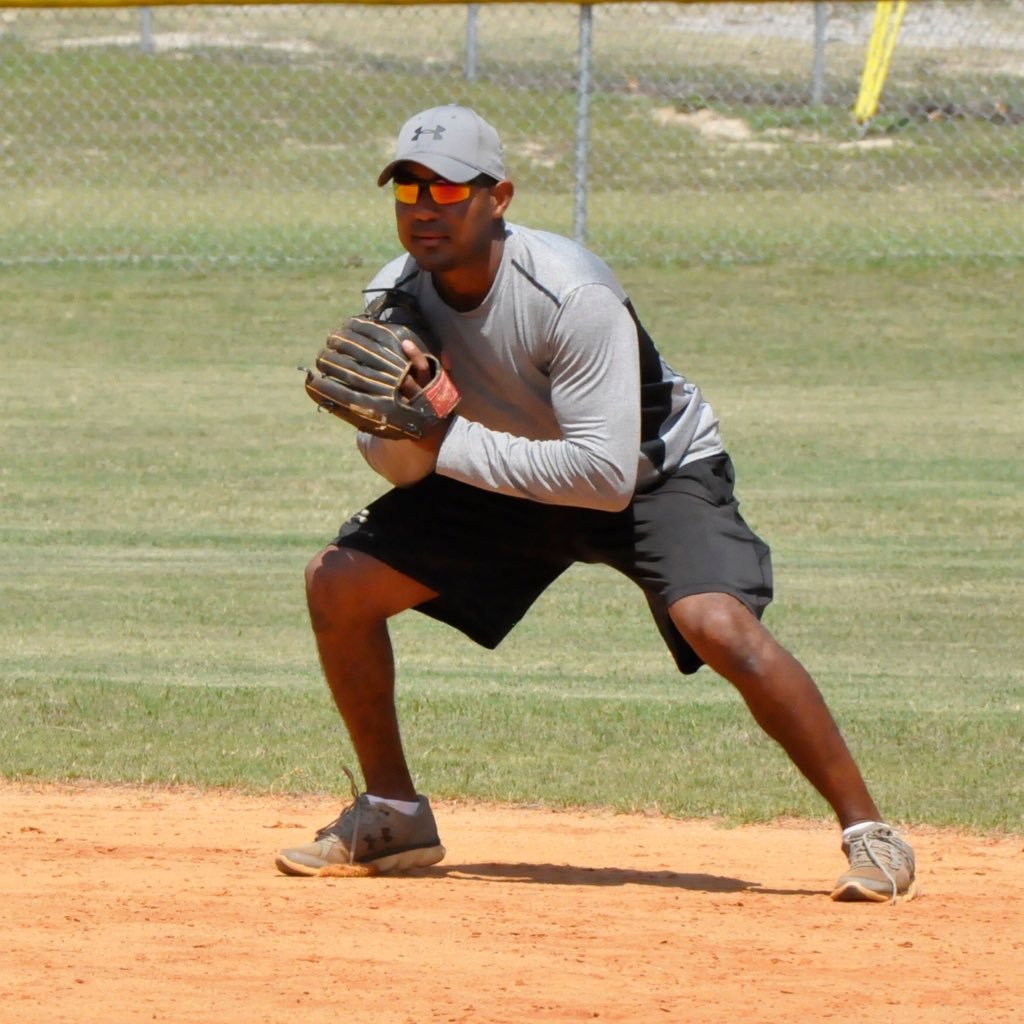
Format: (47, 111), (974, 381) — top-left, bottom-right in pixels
(2, 2), (1022, 267)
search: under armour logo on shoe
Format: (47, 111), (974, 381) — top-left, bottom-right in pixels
(412, 125), (446, 142)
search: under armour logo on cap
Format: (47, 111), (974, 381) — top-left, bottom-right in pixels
(412, 125), (446, 142)
(377, 104), (506, 186)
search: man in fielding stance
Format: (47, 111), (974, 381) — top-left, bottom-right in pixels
(276, 105), (917, 902)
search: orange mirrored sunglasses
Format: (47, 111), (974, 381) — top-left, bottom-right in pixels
(392, 179), (474, 206)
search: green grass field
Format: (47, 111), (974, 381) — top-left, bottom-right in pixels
(2, 260), (1021, 831)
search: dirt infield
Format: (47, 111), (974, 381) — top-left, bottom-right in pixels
(2, 781), (1020, 1024)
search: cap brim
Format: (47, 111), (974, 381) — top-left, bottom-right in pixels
(377, 153), (482, 187)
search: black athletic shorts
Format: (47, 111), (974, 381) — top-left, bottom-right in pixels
(334, 452), (773, 674)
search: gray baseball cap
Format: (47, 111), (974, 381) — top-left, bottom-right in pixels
(377, 105), (506, 186)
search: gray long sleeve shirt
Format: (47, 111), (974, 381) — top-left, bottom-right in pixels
(357, 223), (723, 511)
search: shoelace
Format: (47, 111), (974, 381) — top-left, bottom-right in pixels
(314, 766), (363, 865)
(849, 827), (907, 903)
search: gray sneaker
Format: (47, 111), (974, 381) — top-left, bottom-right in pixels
(275, 770), (445, 877)
(831, 825), (918, 903)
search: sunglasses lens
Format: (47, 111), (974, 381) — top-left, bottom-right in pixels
(393, 182), (420, 205)
(430, 183), (472, 205)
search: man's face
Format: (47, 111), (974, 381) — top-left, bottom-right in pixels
(391, 162), (504, 275)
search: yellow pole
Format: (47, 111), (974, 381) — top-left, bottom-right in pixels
(854, 0), (908, 126)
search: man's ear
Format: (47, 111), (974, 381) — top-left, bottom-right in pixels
(491, 179), (515, 218)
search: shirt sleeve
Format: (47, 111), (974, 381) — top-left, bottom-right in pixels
(434, 285), (641, 511)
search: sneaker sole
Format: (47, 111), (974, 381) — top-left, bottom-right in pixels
(369, 843), (446, 874)
(830, 877), (920, 903)
(275, 843), (446, 878)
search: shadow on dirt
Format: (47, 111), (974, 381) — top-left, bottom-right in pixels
(432, 861), (820, 895)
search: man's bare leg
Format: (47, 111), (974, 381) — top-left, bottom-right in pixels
(305, 544), (438, 801)
(669, 592), (880, 827)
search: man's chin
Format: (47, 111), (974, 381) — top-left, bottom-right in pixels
(408, 245), (454, 273)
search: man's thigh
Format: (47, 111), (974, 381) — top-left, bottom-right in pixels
(332, 475), (573, 649)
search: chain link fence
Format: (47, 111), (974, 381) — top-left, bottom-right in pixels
(2, 1), (1022, 267)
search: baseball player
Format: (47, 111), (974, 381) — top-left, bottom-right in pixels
(278, 105), (917, 902)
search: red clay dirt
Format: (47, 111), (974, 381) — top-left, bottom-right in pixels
(1, 780), (1020, 1024)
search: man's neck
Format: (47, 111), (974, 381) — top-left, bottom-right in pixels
(433, 232), (506, 311)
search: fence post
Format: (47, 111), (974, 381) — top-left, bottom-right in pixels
(573, 4), (593, 247)
(139, 7), (154, 55)
(465, 5), (479, 83)
(812, 2), (828, 105)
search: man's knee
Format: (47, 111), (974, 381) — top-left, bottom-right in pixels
(304, 545), (436, 627)
(305, 546), (355, 628)
(669, 592), (771, 680)
(304, 547), (329, 598)
(670, 591), (750, 645)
